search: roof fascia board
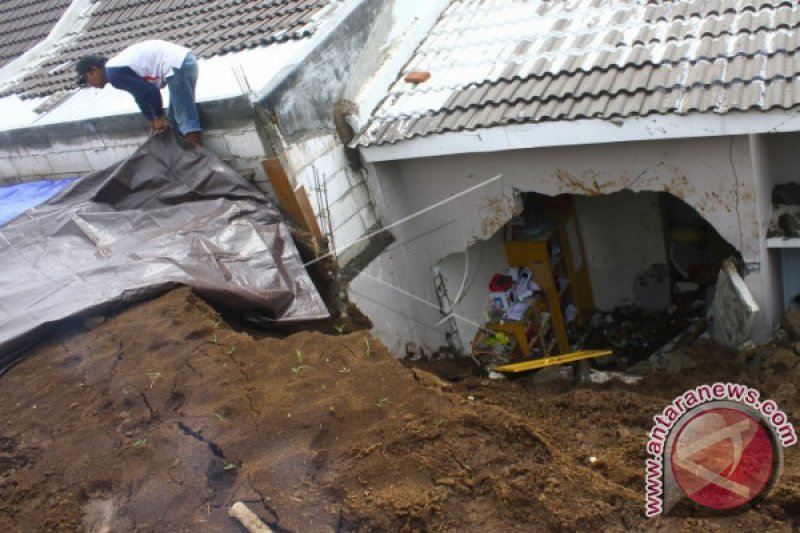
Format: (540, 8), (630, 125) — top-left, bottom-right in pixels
(253, 0), (367, 104)
(360, 110), (800, 163)
(349, 0), (451, 130)
(0, 0), (97, 90)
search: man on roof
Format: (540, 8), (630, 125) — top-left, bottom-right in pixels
(76, 40), (202, 145)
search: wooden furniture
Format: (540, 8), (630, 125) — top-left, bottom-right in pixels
(481, 297), (549, 358)
(503, 205), (593, 355)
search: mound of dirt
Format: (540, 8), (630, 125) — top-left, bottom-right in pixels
(0, 288), (798, 531)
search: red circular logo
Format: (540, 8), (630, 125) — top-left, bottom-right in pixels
(671, 407), (775, 510)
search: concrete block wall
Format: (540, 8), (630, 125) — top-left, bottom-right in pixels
(0, 132), (144, 183)
(0, 121), (268, 187)
(284, 133), (378, 262)
(205, 125), (269, 186)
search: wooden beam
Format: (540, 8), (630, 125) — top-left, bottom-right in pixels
(262, 158), (307, 231)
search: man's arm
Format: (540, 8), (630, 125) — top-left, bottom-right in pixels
(105, 67), (165, 127)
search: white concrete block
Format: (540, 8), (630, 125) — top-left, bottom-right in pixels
(203, 134), (231, 157)
(346, 167), (366, 187)
(0, 156), (18, 180)
(330, 192), (360, 230)
(45, 150), (93, 176)
(359, 204), (378, 229)
(224, 129), (265, 159)
(326, 168), (351, 204)
(284, 134), (337, 174)
(333, 212), (368, 250)
(84, 146), (131, 171)
(350, 183), (372, 210)
(10, 154), (53, 178)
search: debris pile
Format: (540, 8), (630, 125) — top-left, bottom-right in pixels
(577, 303), (705, 368)
(768, 183), (800, 240)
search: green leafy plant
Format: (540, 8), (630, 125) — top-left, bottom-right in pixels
(291, 350), (309, 373)
(376, 397), (389, 408)
(339, 367), (351, 373)
(227, 346), (236, 355)
(334, 323), (345, 335)
(213, 412), (225, 422)
(223, 461), (237, 470)
(364, 338), (372, 358)
(131, 438), (147, 447)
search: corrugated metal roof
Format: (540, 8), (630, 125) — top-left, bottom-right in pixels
(0, 0), (72, 68)
(355, 0), (800, 147)
(2, 0), (335, 99)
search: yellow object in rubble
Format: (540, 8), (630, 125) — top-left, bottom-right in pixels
(492, 349), (613, 373)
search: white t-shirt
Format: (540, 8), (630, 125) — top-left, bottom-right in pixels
(106, 40), (190, 87)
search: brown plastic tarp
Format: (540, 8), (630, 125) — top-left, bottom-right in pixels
(0, 132), (328, 374)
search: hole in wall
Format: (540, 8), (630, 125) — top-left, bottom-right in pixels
(427, 189), (740, 375)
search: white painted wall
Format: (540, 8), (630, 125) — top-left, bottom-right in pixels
(575, 191), (667, 310)
(353, 134), (776, 355)
(437, 232), (510, 350)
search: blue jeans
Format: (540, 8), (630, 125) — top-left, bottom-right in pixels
(166, 52), (200, 135)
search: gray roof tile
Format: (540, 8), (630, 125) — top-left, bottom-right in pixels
(3, 0), (330, 98)
(0, 0), (72, 68)
(356, 0), (800, 147)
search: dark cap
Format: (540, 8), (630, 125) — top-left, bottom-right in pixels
(75, 54), (107, 87)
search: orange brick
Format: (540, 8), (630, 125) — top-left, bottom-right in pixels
(404, 71), (431, 84)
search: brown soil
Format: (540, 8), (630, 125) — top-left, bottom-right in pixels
(1, 288), (798, 532)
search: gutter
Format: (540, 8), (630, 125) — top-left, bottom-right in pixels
(359, 109), (800, 163)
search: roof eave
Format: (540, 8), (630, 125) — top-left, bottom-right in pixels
(359, 109), (800, 163)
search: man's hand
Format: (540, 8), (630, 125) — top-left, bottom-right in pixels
(149, 117), (168, 134)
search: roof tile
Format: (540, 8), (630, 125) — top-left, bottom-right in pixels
(356, 0), (800, 147)
(3, 0), (330, 98)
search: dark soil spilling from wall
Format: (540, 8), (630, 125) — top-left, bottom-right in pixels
(1, 288), (798, 531)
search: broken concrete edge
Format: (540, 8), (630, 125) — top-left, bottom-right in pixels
(709, 257), (760, 348)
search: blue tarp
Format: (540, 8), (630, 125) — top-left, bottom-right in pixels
(0, 178), (78, 226)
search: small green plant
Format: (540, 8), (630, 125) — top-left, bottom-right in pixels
(146, 372), (162, 389)
(227, 346), (236, 355)
(339, 367), (350, 373)
(334, 323), (345, 335)
(376, 397), (389, 408)
(211, 319), (223, 328)
(364, 338), (372, 358)
(434, 419), (446, 428)
(131, 438), (147, 447)
(291, 350), (309, 373)
(223, 461), (237, 471)
(213, 412), (225, 422)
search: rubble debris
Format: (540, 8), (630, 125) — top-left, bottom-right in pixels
(768, 183), (800, 239)
(782, 307), (800, 338)
(579, 303), (704, 368)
